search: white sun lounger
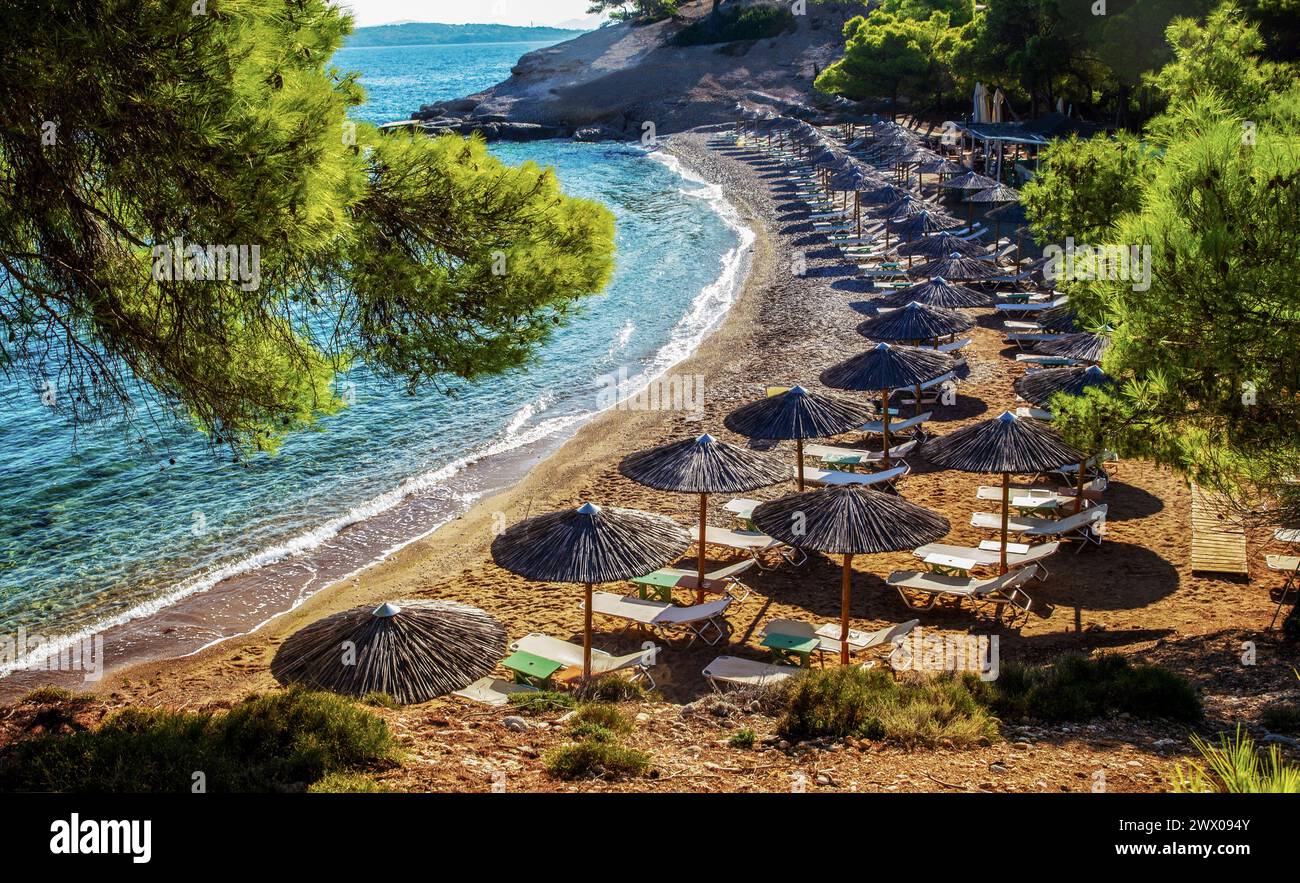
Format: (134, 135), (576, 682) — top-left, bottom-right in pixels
(588, 592), (734, 646)
(453, 677), (540, 706)
(912, 541), (1060, 579)
(996, 296), (1069, 315)
(763, 617), (920, 660)
(703, 655), (799, 691)
(802, 463), (910, 488)
(642, 556), (759, 602)
(1274, 528), (1300, 544)
(859, 411), (931, 437)
(703, 526), (806, 570)
(510, 633), (660, 688)
(1267, 555), (1300, 628)
(919, 337), (972, 355)
(888, 565), (1040, 619)
(804, 439), (918, 464)
(1015, 406), (1054, 420)
(969, 504), (1108, 548)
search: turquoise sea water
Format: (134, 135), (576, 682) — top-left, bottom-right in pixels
(0, 41), (747, 672)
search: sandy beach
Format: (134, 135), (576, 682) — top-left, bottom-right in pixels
(11, 129), (1297, 791)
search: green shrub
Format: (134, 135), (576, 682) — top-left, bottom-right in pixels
(22, 686), (92, 707)
(507, 691), (576, 715)
(1261, 703), (1300, 733)
(0, 688), (398, 793)
(543, 740), (652, 780)
(774, 666), (998, 747)
(360, 691), (398, 709)
(988, 653), (1201, 723)
(575, 674), (646, 703)
(307, 772), (388, 793)
(1169, 727), (1300, 793)
(672, 3), (795, 47)
(729, 727), (757, 749)
(570, 703), (633, 736)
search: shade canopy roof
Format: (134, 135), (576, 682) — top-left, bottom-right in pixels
(893, 232), (991, 259)
(1034, 331), (1110, 363)
(828, 165), (878, 192)
(888, 210), (961, 239)
(723, 384), (875, 441)
(751, 486), (949, 556)
(619, 433), (787, 495)
(877, 276), (993, 309)
(491, 502), (690, 584)
(1014, 364), (1114, 407)
(907, 252), (1005, 281)
(855, 300), (975, 342)
(1034, 304), (1080, 333)
(271, 600), (507, 705)
(966, 183), (1021, 204)
(939, 171), (999, 191)
(923, 411), (1086, 474)
(821, 341), (955, 391)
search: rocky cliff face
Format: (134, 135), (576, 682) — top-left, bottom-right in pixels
(406, 1), (864, 141)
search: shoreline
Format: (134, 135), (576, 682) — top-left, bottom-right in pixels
(0, 132), (760, 702)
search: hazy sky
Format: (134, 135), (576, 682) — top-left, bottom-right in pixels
(337, 0), (598, 27)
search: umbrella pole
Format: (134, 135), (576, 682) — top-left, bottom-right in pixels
(584, 582), (593, 680)
(855, 192), (861, 238)
(1075, 458), (1086, 514)
(1000, 473), (1010, 575)
(881, 388), (892, 468)
(697, 493), (709, 604)
(914, 383), (922, 418)
(797, 437), (805, 491)
(840, 554), (854, 665)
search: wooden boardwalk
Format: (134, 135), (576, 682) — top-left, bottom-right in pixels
(1190, 483), (1249, 576)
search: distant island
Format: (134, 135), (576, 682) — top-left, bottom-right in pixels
(344, 22), (589, 48)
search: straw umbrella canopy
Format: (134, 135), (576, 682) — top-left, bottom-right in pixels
(858, 182), (912, 207)
(894, 231), (991, 260)
(1034, 331), (1111, 364)
(1015, 364), (1113, 408)
(966, 183), (1021, 205)
(828, 165), (879, 236)
(923, 412), (1086, 572)
(888, 209), (962, 247)
(939, 170), (999, 192)
(822, 342), (956, 463)
(619, 434), (787, 598)
(724, 385), (876, 491)
(751, 486), (949, 663)
(1014, 365), (1115, 512)
(491, 503), (690, 678)
(1034, 303), (1080, 333)
(877, 276), (993, 309)
(907, 252), (1004, 282)
(271, 600), (507, 705)
(917, 157), (966, 184)
(856, 300), (975, 346)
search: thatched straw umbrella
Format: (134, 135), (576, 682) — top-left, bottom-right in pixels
(907, 252), (1004, 282)
(939, 170), (998, 192)
(724, 385), (876, 491)
(856, 300), (975, 346)
(821, 342), (955, 464)
(965, 183), (1021, 232)
(752, 486), (949, 663)
(1034, 304), (1080, 333)
(917, 157), (965, 188)
(894, 231), (991, 260)
(1014, 364), (1113, 409)
(1034, 331), (1110, 364)
(828, 165), (878, 236)
(887, 210), (962, 257)
(271, 600), (506, 704)
(619, 434), (786, 599)
(923, 412), (1085, 573)
(877, 277), (993, 310)
(491, 503), (690, 679)
(1014, 365), (1115, 512)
